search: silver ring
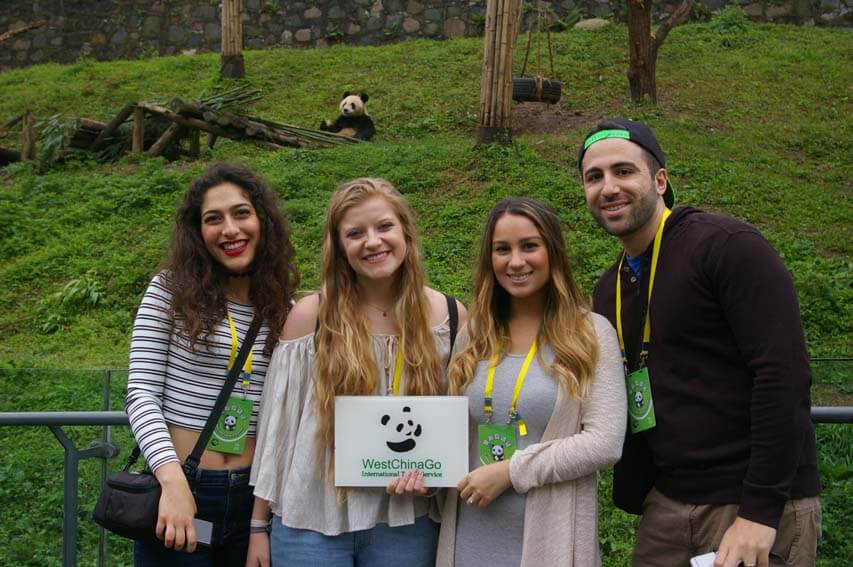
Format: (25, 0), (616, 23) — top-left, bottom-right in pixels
(467, 497), (474, 505)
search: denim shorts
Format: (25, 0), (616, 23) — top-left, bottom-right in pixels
(134, 466), (253, 567)
(270, 514), (439, 567)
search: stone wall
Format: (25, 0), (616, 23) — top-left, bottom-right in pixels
(1, 0), (850, 71)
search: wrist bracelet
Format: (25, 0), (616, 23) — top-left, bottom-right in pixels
(249, 518), (271, 534)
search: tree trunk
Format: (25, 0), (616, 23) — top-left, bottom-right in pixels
(627, 0), (694, 104)
(627, 0), (655, 103)
(476, 0), (522, 144)
(221, 0), (245, 78)
(20, 110), (36, 161)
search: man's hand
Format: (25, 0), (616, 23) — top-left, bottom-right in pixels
(714, 517), (777, 567)
(457, 460), (512, 509)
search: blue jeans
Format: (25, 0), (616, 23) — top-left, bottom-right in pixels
(134, 466), (253, 567)
(270, 514), (439, 567)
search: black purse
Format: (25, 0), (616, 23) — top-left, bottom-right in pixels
(93, 317), (262, 542)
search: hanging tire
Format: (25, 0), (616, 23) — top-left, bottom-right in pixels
(513, 77), (537, 102)
(513, 77), (562, 104)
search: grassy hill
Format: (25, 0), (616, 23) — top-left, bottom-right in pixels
(0, 9), (850, 566)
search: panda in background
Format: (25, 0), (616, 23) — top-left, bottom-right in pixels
(320, 92), (375, 140)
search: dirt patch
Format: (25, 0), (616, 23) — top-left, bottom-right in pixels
(511, 103), (600, 136)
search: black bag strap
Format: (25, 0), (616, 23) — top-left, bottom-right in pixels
(444, 294), (458, 362)
(183, 316), (262, 475)
(125, 316), (262, 474)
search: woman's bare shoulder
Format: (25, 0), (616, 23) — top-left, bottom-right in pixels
(281, 293), (320, 340)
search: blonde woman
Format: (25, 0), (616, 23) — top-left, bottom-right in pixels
(247, 178), (465, 567)
(436, 197), (626, 567)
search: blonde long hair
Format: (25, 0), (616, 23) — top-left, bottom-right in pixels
(313, 178), (443, 465)
(449, 197), (598, 399)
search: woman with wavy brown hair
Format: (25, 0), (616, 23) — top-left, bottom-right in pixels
(248, 178), (465, 567)
(435, 197), (625, 567)
(126, 163), (298, 566)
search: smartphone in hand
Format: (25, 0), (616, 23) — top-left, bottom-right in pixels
(193, 518), (213, 546)
(690, 552), (716, 567)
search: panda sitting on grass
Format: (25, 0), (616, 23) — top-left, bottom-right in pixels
(320, 92), (375, 140)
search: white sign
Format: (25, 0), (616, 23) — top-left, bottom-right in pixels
(334, 396), (469, 487)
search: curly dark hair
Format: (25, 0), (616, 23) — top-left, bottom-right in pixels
(161, 163), (299, 355)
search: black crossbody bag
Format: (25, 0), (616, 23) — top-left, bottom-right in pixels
(92, 317), (262, 542)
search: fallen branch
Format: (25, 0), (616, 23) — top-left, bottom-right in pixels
(0, 112), (25, 139)
(0, 19), (47, 44)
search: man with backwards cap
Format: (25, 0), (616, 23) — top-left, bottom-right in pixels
(577, 118), (821, 567)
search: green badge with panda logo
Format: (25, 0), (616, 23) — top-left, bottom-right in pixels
(626, 367), (656, 434)
(478, 423), (517, 465)
(208, 396), (252, 455)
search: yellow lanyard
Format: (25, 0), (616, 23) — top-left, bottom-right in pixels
(615, 208), (671, 367)
(388, 344), (404, 395)
(226, 310), (254, 391)
(483, 341), (538, 436)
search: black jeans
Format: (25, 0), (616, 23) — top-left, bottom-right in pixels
(134, 466), (253, 567)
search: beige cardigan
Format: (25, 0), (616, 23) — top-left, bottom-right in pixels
(436, 314), (626, 567)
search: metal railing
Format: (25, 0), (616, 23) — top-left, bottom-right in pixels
(0, 367), (850, 567)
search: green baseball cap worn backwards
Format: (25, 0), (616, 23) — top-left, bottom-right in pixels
(577, 118), (676, 208)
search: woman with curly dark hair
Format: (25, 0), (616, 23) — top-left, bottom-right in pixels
(126, 163), (299, 566)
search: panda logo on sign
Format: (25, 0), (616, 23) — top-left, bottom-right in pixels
(634, 391), (644, 408)
(380, 406), (422, 453)
(223, 414), (238, 431)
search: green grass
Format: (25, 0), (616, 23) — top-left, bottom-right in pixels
(0, 11), (850, 566)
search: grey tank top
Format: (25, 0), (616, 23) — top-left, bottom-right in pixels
(454, 347), (557, 567)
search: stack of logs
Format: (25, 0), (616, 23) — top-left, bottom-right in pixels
(0, 93), (360, 166)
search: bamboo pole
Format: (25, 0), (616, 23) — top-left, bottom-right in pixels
(478, 0), (499, 131)
(476, 0), (520, 144)
(132, 107), (144, 153)
(221, 0), (245, 78)
(494, 0), (509, 129)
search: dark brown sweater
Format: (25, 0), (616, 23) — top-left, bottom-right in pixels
(592, 206), (820, 528)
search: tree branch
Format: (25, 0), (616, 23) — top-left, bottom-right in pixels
(653, 0), (694, 51)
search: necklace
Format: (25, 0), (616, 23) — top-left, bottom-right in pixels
(364, 301), (393, 318)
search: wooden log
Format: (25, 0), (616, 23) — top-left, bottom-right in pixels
(132, 107), (144, 153)
(0, 146), (21, 165)
(20, 110), (36, 161)
(89, 102), (135, 150)
(188, 128), (200, 157)
(170, 98), (206, 118)
(146, 122), (181, 157)
(136, 102), (235, 139)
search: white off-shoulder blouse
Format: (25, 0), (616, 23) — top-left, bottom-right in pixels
(250, 319), (453, 535)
